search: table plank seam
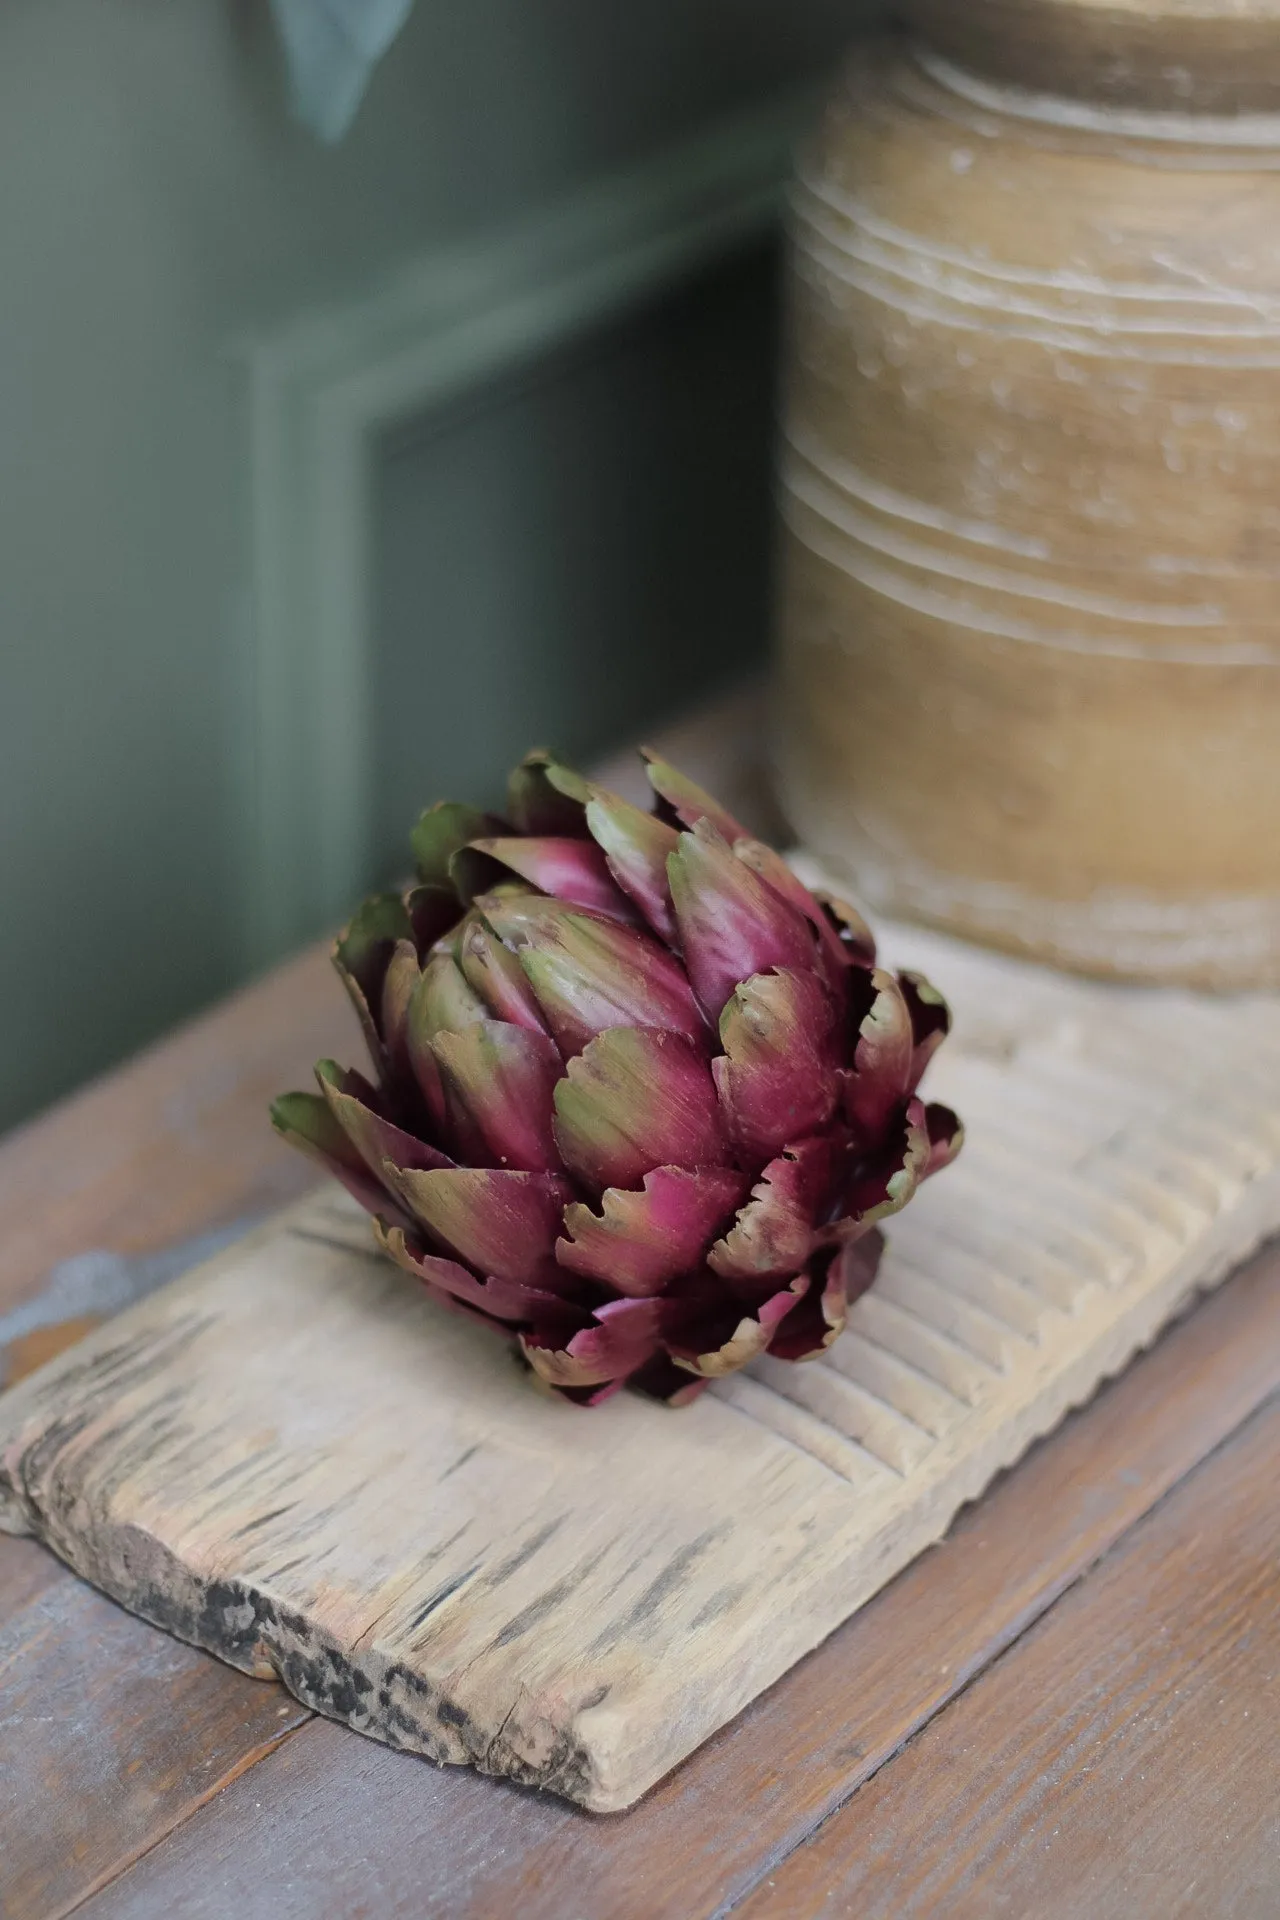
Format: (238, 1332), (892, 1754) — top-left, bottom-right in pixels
(711, 1373), (1280, 1919)
(52, 1713), (315, 1920)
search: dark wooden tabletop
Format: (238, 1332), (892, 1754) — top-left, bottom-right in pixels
(2, 686), (1277, 1920)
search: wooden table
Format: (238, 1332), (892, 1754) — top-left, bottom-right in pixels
(2, 688), (1277, 1920)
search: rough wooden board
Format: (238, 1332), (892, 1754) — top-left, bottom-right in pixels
(70, 1241), (1280, 1920)
(2, 920), (1279, 1813)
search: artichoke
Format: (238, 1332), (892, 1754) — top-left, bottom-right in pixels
(271, 750), (962, 1406)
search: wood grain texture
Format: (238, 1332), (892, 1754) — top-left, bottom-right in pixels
(0, 1575), (310, 1920)
(0, 1533), (65, 1616)
(741, 1391), (1280, 1920)
(72, 1237), (1280, 1920)
(4, 1316), (105, 1386)
(777, 36), (1280, 985)
(4, 917), (1279, 1813)
(0, 941), (348, 1323)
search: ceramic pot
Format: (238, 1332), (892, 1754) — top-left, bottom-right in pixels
(775, 1), (1280, 986)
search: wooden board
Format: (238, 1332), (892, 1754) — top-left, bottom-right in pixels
(3, 916), (1279, 1814)
(65, 1241), (1280, 1920)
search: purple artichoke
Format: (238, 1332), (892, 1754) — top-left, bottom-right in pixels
(271, 751), (962, 1406)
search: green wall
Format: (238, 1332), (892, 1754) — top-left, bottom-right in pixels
(0, 0), (879, 1134)
(372, 240), (783, 878)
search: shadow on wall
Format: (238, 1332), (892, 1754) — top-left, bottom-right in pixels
(372, 238), (782, 878)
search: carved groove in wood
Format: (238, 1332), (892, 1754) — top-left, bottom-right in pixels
(3, 917), (1279, 1810)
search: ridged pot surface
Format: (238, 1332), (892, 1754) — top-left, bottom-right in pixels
(903, 0), (1280, 112)
(776, 28), (1280, 987)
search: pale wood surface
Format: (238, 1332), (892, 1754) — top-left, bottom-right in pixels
(4, 911), (1279, 1814)
(1, 687), (1278, 1913)
(64, 1238), (1280, 1920)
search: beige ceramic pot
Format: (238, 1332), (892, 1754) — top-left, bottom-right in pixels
(775, 0), (1280, 987)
